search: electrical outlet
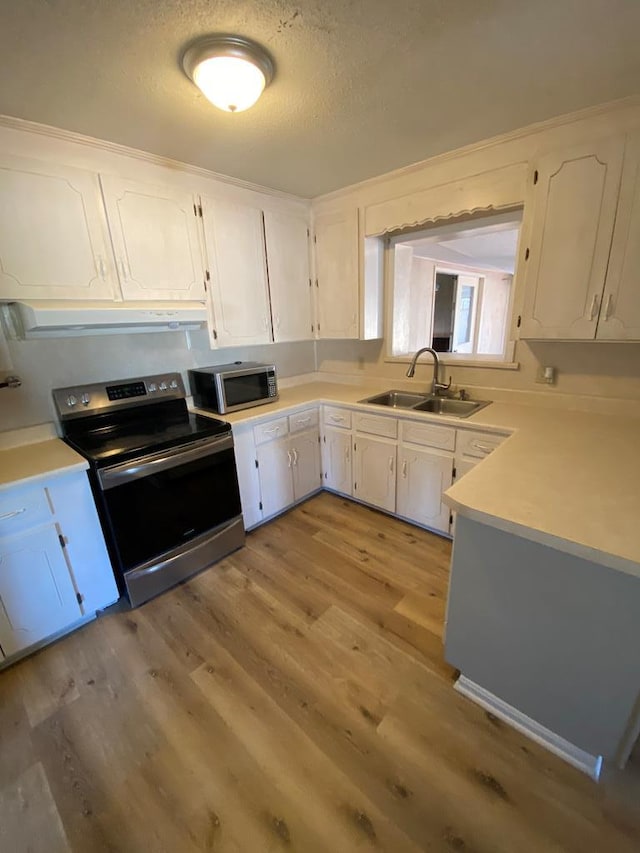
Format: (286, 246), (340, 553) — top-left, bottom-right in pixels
(535, 365), (556, 385)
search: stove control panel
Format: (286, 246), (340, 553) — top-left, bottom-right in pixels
(53, 373), (186, 420)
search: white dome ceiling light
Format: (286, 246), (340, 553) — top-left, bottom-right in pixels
(182, 35), (274, 113)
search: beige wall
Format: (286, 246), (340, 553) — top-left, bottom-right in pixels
(316, 336), (640, 403)
(0, 329), (316, 432)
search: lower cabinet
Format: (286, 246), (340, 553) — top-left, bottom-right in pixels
(397, 445), (453, 533)
(0, 524), (82, 658)
(256, 437), (295, 518)
(353, 434), (397, 513)
(291, 429), (323, 501)
(0, 471), (118, 663)
(322, 425), (352, 495)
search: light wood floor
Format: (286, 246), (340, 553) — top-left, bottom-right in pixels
(1, 493), (639, 852)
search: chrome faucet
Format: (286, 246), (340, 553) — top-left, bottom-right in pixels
(406, 347), (451, 396)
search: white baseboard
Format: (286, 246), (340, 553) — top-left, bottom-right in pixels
(454, 675), (603, 781)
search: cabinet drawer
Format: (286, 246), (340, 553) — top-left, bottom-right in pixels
(401, 420), (455, 451)
(0, 486), (52, 537)
(457, 429), (507, 459)
(253, 416), (289, 445)
(323, 407), (352, 429)
(289, 408), (319, 434)
(353, 412), (398, 439)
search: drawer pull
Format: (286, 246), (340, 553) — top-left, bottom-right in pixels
(389, 456), (394, 473)
(265, 425), (282, 434)
(295, 417), (311, 426)
(292, 448), (298, 466)
(0, 507), (27, 521)
(330, 415), (345, 423)
(402, 460), (407, 478)
(287, 450), (293, 468)
(471, 441), (494, 453)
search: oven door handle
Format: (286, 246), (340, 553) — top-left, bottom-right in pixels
(98, 433), (234, 490)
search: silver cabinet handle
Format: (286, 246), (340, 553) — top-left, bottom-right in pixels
(118, 258), (129, 282)
(471, 441), (494, 453)
(295, 417), (311, 426)
(264, 424), (282, 434)
(95, 255), (107, 280)
(589, 293), (600, 320)
(292, 448), (298, 466)
(0, 507), (27, 521)
(287, 450), (293, 468)
(402, 460), (407, 478)
(604, 293), (614, 319)
(389, 456), (394, 473)
(330, 415), (345, 423)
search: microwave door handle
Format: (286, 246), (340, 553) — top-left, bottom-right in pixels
(98, 434), (234, 490)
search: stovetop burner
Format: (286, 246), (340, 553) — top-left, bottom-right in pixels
(53, 372), (230, 468)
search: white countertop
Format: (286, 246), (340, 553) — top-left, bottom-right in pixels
(0, 439), (88, 492)
(194, 381), (640, 579)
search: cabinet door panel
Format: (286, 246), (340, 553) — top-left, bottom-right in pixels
(202, 197), (272, 347)
(0, 525), (81, 657)
(291, 429), (321, 501)
(0, 155), (117, 300)
(353, 435), (396, 513)
(101, 175), (204, 301)
(314, 208), (359, 338)
(397, 446), (452, 533)
(264, 210), (313, 342)
(598, 133), (640, 340)
(520, 137), (624, 340)
(256, 438), (294, 518)
(322, 427), (352, 496)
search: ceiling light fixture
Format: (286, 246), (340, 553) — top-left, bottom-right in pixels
(182, 35), (274, 113)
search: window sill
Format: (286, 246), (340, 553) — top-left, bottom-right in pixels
(384, 355), (520, 371)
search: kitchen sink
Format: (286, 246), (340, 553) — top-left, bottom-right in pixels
(359, 390), (491, 418)
(360, 390), (431, 408)
(411, 397), (490, 417)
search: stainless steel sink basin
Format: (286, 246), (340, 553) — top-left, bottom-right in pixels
(412, 397), (491, 417)
(360, 390), (431, 408)
(359, 389), (491, 418)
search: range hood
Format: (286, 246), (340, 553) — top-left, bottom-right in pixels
(0, 300), (207, 338)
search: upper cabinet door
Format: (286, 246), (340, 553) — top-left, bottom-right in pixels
(263, 209), (313, 342)
(100, 175), (205, 301)
(598, 133), (640, 341)
(201, 196), (272, 347)
(314, 208), (359, 339)
(0, 155), (118, 300)
(520, 137), (624, 340)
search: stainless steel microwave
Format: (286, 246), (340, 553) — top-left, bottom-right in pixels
(188, 362), (278, 414)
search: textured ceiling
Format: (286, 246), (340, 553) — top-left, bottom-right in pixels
(0, 1), (639, 197)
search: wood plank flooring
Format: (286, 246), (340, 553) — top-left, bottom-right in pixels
(1, 492), (639, 852)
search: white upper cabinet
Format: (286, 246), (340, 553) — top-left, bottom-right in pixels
(519, 136), (624, 340)
(0, 155), (118, 300)
(263, 209), (313, 342)
(314, 207), (359, 339)
(100, 175), (205, 301)
(598, 132), (640, 341)
(201, 196), (272, 347)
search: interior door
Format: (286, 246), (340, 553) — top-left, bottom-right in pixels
(0, 155), (117, 300)
(263, 209), (313, 342)
(100, 175), (205, 301)
(0, 525), (81, 657)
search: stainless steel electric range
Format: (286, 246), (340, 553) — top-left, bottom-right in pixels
(53, 372), (244, 607)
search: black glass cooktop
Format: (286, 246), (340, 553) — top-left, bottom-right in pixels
(62, 399), (230, 467)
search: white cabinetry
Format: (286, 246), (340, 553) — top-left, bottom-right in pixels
(201, 195), (272, 347)
(520, 136), (625, 340)
(353, 435), (396, 513)
(0, 155), (118, 300)
(598, 132), (640, 340)
(232, 423), (263, 530)
(100, 175), (205, 301)
(253, 409), (321, 520)
(397, 420), (455, 534)
(0, 472), (118, 663)
(322, 427), (352, 496)
(314, 207), (359, 338)
(263, 209), (313, 342)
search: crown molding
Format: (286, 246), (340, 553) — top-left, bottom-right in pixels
(0, 113), (306, 204)
(313, 95), (640, 204)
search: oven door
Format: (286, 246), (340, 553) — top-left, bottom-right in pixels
(97, 433), (242, 573)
